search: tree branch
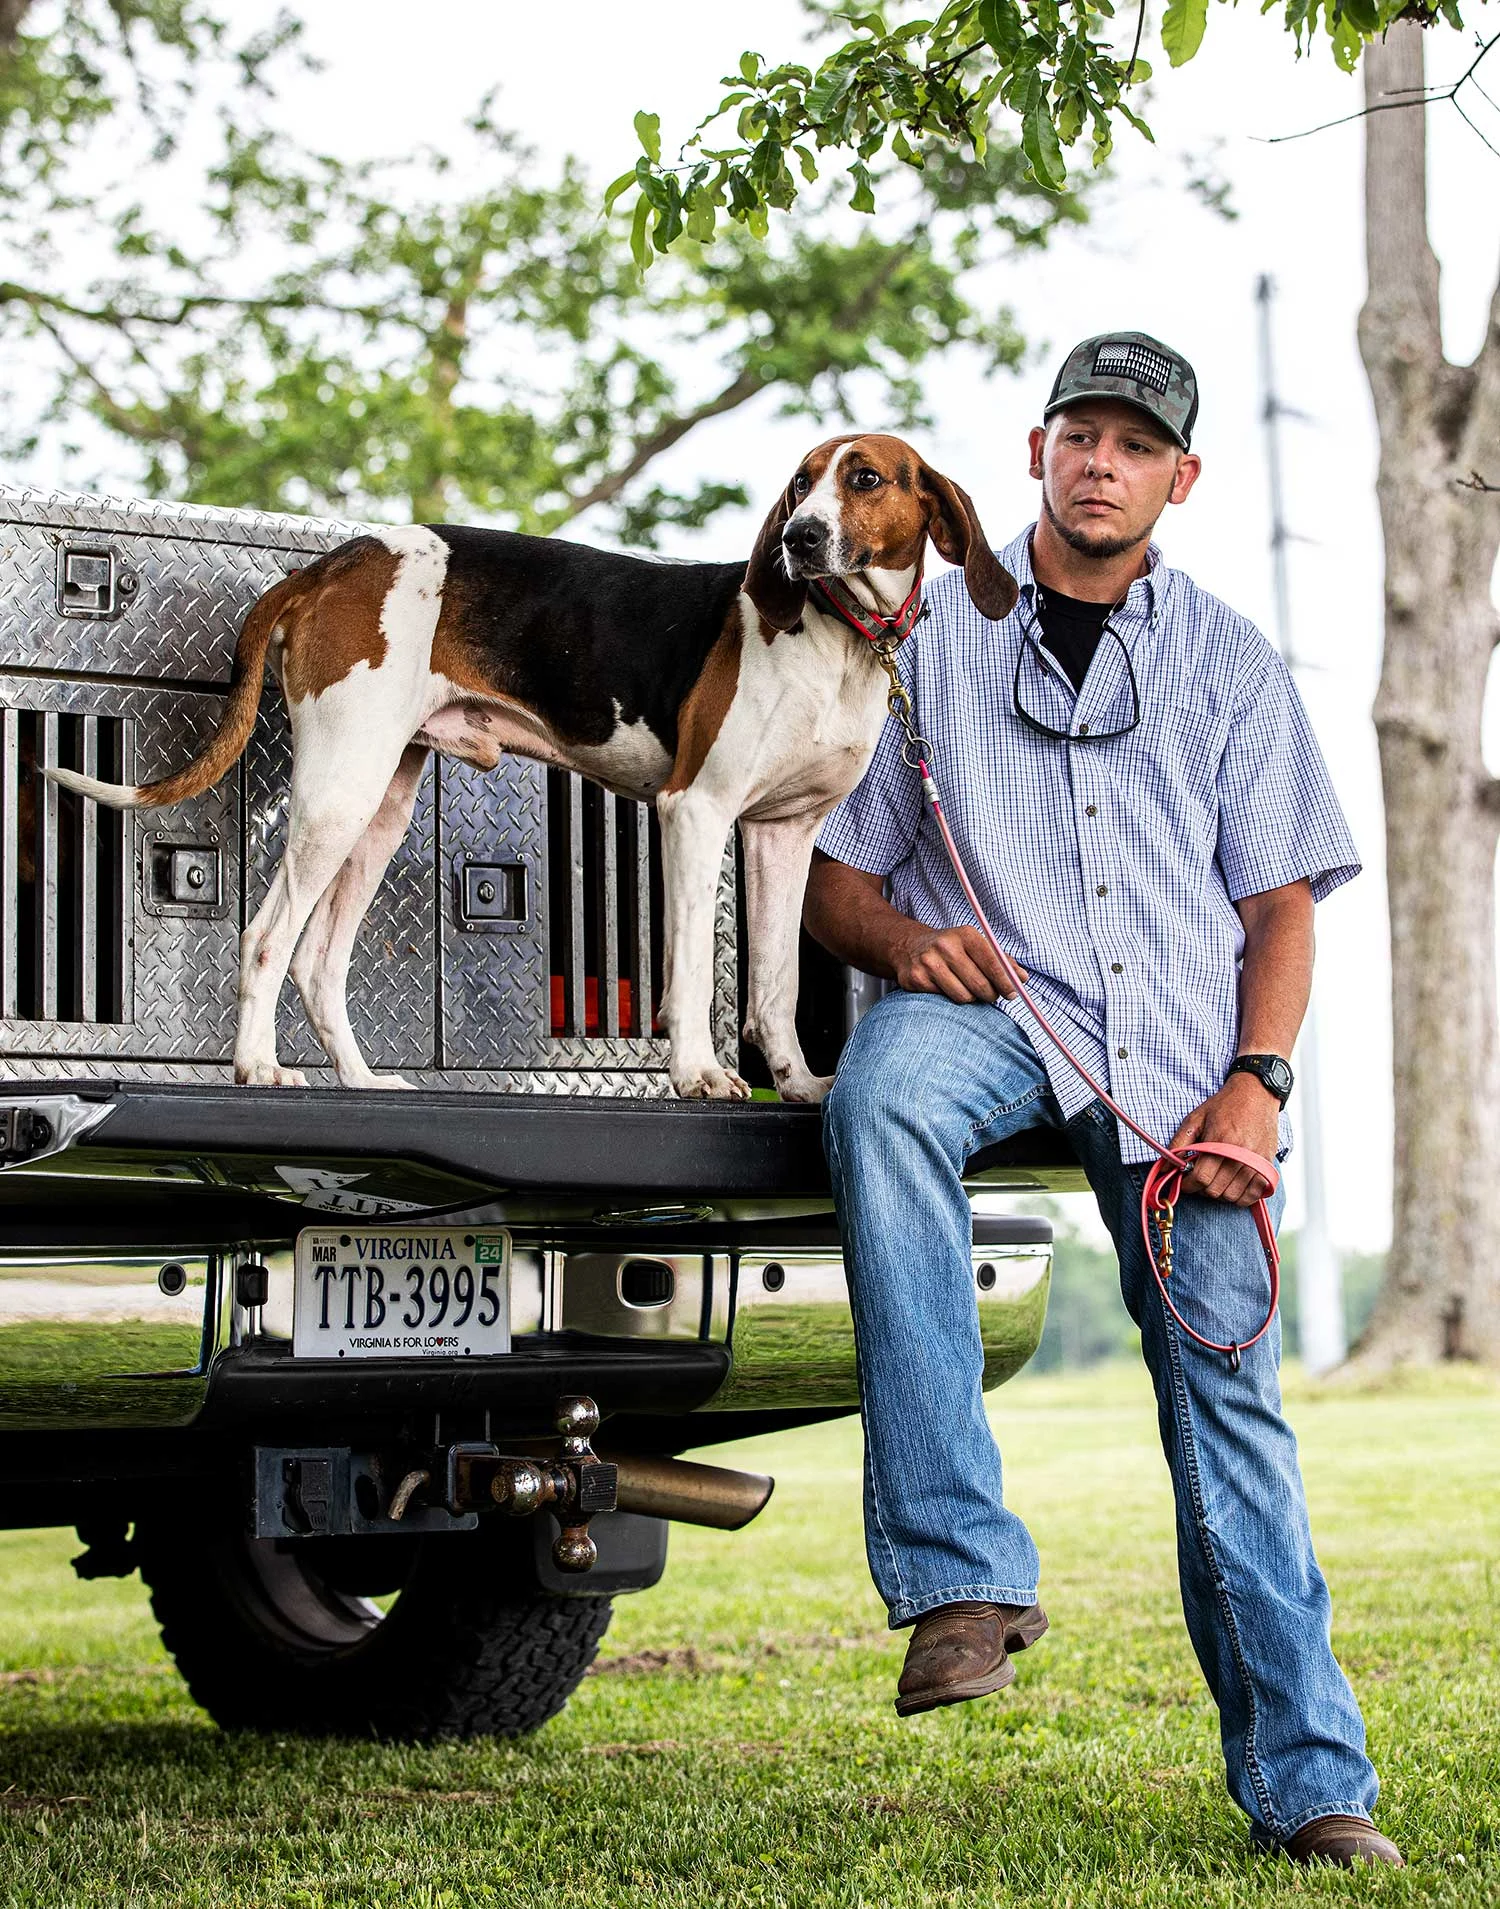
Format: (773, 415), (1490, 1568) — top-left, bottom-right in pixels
(554, 366), (764, 522)
(1267, 29), (1500, 148)
(0, 280), (391, 332)
(1358, 23), (1444, 437)
(28, 308), (204, 463)
(555, 241), (910, 524)
(1463, 240), (1500, 475)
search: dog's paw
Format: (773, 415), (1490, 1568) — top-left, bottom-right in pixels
(235, 1062), (308, 1088)
(355, 1073), (414, 1091)
(672, 1061), (752, 1101)
(776, 1070), (835, 1105)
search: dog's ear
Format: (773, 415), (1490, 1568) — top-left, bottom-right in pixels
(919, 466), (1018, 622)
(743, 483), (808, 633)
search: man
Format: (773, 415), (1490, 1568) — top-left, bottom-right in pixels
(806, 333), (1400, 1869)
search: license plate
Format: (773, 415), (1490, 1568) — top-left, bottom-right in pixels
(292, 1226), (511, 1359)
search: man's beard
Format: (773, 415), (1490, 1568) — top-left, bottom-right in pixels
(1042, 489), (1152, 563)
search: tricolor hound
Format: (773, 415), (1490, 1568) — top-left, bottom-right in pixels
(48, 435), (1015, 1099)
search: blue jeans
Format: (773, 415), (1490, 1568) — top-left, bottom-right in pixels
(824, 990), (1377, 1839)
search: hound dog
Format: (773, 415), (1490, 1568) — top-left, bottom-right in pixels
(48, 435), (1015, 1100)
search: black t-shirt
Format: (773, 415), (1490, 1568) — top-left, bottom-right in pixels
(1034, 586), (1113, 693)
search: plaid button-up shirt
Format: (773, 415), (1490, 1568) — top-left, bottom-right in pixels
(816, 527), (1360, 1164)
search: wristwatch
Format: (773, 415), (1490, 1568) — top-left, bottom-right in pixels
(1227, 1053), (1294, 1108)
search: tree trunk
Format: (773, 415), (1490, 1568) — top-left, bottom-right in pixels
(1356, 21), (1500, 1365)
(409, 287), (472, 523)
(0, 0), (33, 57)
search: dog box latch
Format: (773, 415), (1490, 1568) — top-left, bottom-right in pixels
(456, 860), (529, 930)
(55, 544), (138, 621)
(142, 831), (225, 917)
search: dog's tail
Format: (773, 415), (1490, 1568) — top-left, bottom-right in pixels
(40, 576), (293, 811)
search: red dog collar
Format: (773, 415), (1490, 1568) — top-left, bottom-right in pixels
(808, 564), (925, 648)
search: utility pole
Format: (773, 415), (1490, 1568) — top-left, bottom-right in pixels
(1256, 273), (1346, 1374)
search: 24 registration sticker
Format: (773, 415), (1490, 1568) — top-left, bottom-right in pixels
(292, 1226), (511, 1359)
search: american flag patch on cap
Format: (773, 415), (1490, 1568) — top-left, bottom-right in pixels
(1094, 341), (1172, 393)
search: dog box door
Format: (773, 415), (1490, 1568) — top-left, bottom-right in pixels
(438, 757), (550, 1069)
(0, 675), (240, 1064)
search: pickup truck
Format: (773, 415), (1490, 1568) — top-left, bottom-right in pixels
(0, 482), (1074, 1741)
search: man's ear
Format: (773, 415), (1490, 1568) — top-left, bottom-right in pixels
(743, 484), (807, 633)
(919, 466), (1018, 622)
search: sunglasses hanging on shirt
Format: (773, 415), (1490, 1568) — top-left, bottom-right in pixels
(1011, 589), (1143, 744)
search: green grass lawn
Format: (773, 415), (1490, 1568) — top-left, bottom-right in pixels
(0, 1366), (1495, 1907)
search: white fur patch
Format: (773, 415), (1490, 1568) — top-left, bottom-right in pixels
(785, 443), (852, 570)
(572, 702), (673, 799)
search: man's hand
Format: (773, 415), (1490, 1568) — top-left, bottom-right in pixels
(1167, 1072), (1281, 1207)
(893, 924), (1027, 1005)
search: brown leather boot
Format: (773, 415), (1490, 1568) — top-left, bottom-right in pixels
(1280, 1816), (1404, 1868)
(894, 1600), (1049, 1717)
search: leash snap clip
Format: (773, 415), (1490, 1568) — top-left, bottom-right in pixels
(873, 645), (937, 775)
(1228, 1343), (1242, 1375)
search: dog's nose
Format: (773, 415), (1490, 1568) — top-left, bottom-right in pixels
(783, 516), (827, 559)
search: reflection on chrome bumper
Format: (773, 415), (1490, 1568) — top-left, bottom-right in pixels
(0, 1247), (220, 1428)
(706, 1247), (1051, 1412)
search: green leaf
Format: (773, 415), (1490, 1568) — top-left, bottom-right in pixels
(630, 191), (652, 271)
(794, 143), (819, 182)
(978, 0), (1023, 57)
(1330, 15), (1363, 72)
(848, 160), (876, 214)
(749, 133), (784, 193)
(1117, 101), (1155, 142)
(602, 170), (637, 214)
(739, 49), (762, 83)
(806, 65), (857, 122)
(1160, 0), (1210, 66)
(633, 110), (662, 163)
(1022, 98), (1066, 191)
(685, 185), (716, 241)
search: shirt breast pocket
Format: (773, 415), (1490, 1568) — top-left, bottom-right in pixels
(1118, 699), (1227, 838)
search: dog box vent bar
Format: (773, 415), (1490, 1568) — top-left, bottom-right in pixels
(546, 769), (661, 1040)
(1, 708), (129, 1024)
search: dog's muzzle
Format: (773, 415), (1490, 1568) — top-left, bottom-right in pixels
(781, 514), (835, 580)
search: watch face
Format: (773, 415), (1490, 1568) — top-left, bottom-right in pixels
(1268, 1058), (1293, 1096)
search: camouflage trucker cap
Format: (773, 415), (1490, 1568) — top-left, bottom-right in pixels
(1044, 331), (1199, 449)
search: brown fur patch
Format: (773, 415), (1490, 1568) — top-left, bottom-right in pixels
(280, 537), (400, 704)
(661, 602), (744, 794)
(829, 436), (930, 569)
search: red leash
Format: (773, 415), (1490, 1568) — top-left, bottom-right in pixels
(865, 634), (1280, 1373)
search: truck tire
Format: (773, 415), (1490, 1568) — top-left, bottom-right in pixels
(134, 1518), (612, 1740)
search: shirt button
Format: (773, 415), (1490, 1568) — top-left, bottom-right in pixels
(1085, 804), (1098, 817)
(1117, 1046), (1128, 1059)
(1111, 962), (1124, 973)
(1077, 723), (1090, 736)
(1096, 883), (1108, 896)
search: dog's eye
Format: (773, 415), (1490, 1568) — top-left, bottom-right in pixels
(851, 469), (882, 490)
(792, 473), (810, 495)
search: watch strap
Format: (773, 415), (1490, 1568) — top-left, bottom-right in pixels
(1228, 1053), (1293, 1107)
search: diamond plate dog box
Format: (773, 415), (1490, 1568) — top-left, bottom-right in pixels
(0, 485), (738, 1090)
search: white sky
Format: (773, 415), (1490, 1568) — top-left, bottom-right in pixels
(18, 2), (1500, 1250)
